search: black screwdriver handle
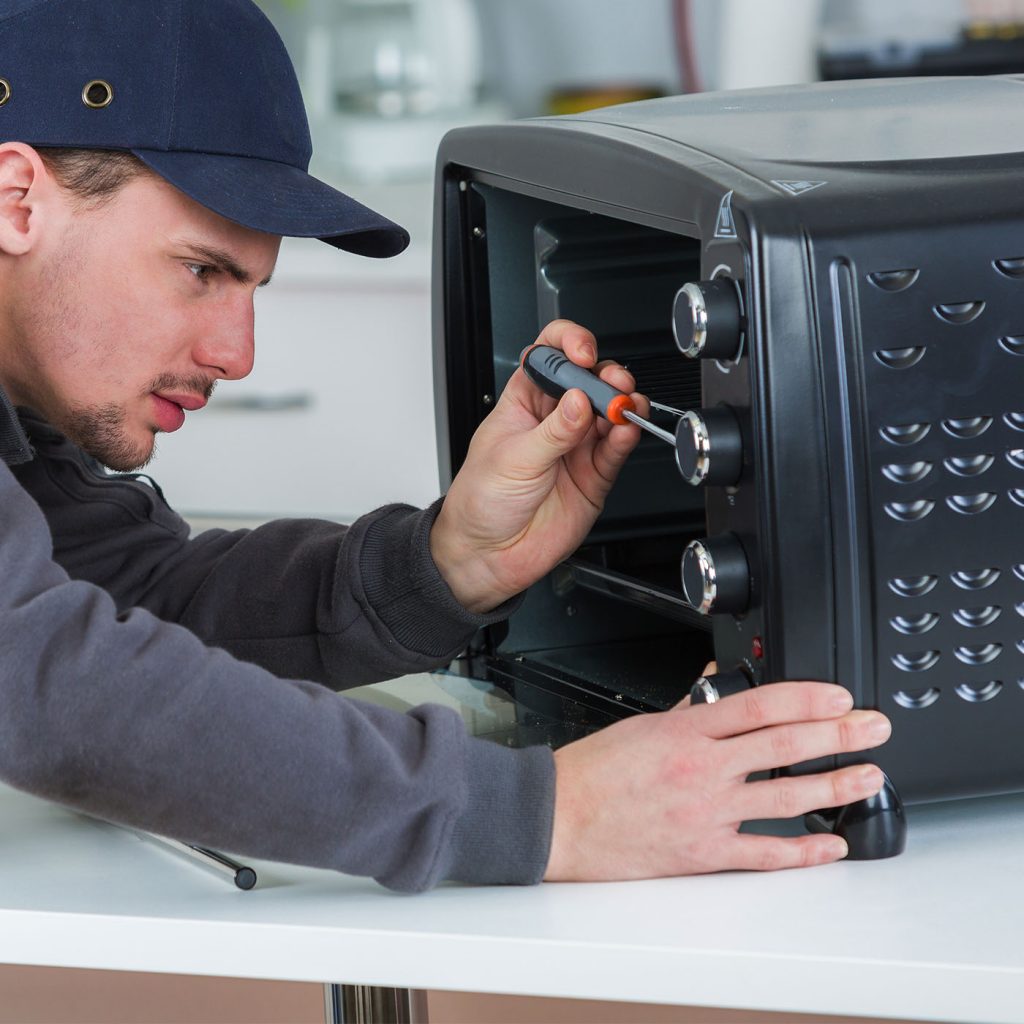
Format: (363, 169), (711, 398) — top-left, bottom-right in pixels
(520, 345), (637, 425)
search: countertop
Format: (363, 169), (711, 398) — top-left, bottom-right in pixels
(2, 673), (1022, 1023)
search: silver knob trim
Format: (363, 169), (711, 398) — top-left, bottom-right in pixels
(679, 410), (711, 485)
(674, 282), (708, 358)
(683, 540), (717, 615)
(690, 676), (719, 703)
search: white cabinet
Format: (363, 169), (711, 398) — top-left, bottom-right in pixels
(147, 220), (439, 523)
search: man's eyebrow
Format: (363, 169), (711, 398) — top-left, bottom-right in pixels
(178, 242), (274, 287)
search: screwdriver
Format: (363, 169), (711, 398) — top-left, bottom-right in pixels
(520, 344), (676, 444)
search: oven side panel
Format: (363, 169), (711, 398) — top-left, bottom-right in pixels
(825, 215), (1024, 802)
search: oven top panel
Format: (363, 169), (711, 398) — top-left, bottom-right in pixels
(564, 75), (1024, 167)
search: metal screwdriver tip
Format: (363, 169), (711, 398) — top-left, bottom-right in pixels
(649, 400), (688, 417)
(622, 410), (677, 445)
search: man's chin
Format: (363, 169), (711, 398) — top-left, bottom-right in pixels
(95, 433), (158, 473)
(68, 423), (156, 473)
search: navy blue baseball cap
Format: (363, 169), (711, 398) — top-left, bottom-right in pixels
(0, 0), (410, 258)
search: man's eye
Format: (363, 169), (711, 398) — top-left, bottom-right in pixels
(186, 263), (214, 281)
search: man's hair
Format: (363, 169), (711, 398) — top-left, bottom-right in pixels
(35, 148), (150, 207)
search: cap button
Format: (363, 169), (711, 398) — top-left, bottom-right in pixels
(82, 80), (114, 109)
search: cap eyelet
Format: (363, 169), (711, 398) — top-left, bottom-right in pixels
(0, 79), (10, 107)
(82, 79), (114, 109)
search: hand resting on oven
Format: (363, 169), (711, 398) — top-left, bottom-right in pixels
(544, 668), (892, 880)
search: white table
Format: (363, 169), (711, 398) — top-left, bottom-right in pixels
(1, 761), (1023, 1024)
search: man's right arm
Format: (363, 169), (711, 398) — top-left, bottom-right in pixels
(2, 452), (893, 889)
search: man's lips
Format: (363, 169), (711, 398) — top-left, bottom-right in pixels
(156, 392), (208, 412)
(150, 392), (207, 433)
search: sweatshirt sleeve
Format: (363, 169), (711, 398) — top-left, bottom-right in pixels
(13, 414), (519, 688)
(0, 460), (554, 892)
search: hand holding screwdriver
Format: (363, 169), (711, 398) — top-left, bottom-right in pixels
(521, 344), (745, 488)
(520, 344), (676, 444)
(431, 322), (643, 614)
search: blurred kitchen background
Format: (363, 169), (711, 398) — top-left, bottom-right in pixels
(149, 0), (1024, 527)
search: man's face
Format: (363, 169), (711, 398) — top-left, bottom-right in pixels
(0, 167), (281, 471)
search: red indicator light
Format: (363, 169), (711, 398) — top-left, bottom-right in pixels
(752, 636), (764, 660)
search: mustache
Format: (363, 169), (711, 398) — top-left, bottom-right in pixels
(147, 373), (218, 402)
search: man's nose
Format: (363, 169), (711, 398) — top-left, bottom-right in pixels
(193, 298), (256, 381)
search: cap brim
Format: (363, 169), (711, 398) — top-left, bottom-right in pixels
(132, 150), (411, 258)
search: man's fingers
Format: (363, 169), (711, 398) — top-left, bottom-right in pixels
(718, 832), (849, 872)
(532, 320), (599, 366)
(735, 764), (885, 823)
(594, 359), (637, 397)
(689, 682), (855, 739)
(725, 710), (891, 776)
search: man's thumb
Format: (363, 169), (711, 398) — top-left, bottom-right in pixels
(533, 389), (592, 460)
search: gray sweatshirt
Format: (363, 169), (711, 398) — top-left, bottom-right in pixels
(0, 386), (555, 892)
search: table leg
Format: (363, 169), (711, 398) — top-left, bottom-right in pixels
(323, 983), (428, 1023)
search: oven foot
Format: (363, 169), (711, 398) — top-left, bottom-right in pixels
(804, 770), (907, 859)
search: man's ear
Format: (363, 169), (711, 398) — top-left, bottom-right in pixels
(0, 143), (52, 257)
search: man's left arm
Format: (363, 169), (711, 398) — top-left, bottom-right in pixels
(21, 319), (641, 687)
(15, 414), (512, 689)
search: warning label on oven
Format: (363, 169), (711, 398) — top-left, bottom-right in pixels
(771, 179), (828, 196)
(714, 191), (737, 238)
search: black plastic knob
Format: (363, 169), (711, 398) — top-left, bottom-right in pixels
(675, 406), (744, 486)
(673, 279), (743, 360)
(681, 535), (751, 615)
(690, 669), (753, 704)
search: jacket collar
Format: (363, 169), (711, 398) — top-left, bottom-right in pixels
(0, 383), (33, 467)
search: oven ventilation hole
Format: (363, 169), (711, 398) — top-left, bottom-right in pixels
(874, 347), (926, 369)
(892, 651), (940, 672)
(891, 613), (940, 635)
(999, 335), (1024, 357)
(934, 301), (985, 325)
(1008, 450), (1024, 470)
(944, 454), (994, 477)
(942, 416), (994, 439)
(889, 574), (938, 598)
(1014, 565), (1024, 580)
(1017, 639), (1024, 654)
(893, 687), (941, 710)
(951, 568), (1001, 590)
(946, 492), (997, 515)
(994, 257), (1024, 278)
(882, 461), (933, 484)
(1016, 602), (1024, 617)
(885, 499), (935, 522)
(955, 681), (1003, 703)
(954, 643), (1002, 665)
(880, 422), (930, 446)
(1005, 412), (1024, 432)
(868, 268), (920, 292)
(952, 606), (1001, 628)
(1009, 489), (1024, 508)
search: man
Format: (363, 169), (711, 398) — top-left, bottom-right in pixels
(0, 0), (891, 892)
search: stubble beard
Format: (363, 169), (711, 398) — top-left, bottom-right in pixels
(61, 369), (216, 473)
(62, 399), (156, 473)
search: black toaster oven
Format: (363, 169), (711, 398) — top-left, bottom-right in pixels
(432, 76), (1024, 854)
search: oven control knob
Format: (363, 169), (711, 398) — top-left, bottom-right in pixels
(690, 669), (753, 704)
(675, 406), (743, 486)
(681, 535), (750, 615)
(673, 279), (743, 360)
